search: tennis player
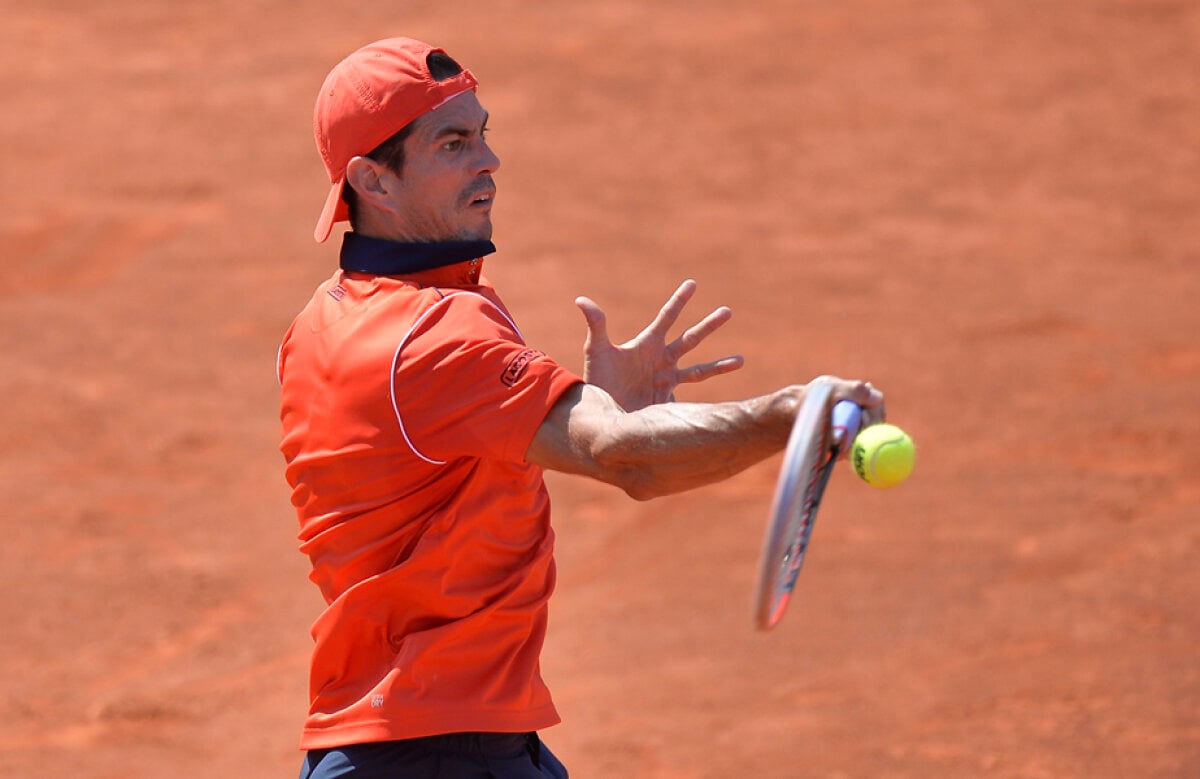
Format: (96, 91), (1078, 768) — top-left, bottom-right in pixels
(279, 36), (884, 779)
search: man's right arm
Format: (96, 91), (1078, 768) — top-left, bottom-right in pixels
(524, 377), (883, 501)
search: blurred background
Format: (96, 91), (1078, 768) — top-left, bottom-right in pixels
(1, 1), (1197, 776)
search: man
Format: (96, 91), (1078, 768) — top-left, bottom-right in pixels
(279, 37), (884, 778)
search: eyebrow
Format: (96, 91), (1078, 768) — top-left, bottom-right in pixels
(430, 112), (489, 140)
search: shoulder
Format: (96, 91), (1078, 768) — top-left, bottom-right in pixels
(408, 285), (524, 343)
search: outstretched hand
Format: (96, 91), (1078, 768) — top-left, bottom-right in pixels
(575, 279), (745, 412)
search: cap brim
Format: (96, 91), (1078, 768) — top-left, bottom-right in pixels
(314, 177), (349, 243)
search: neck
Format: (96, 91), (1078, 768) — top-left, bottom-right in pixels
(339, 233), (496, 283)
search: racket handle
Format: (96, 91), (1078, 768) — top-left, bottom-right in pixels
(831, 400), (862, 447)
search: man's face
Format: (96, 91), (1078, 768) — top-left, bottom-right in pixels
(384, 91), (499, 242)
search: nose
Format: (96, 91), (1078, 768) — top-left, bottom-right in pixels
(475, 138), (500, 175)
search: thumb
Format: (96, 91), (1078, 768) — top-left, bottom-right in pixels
(574, 296), (610, 347)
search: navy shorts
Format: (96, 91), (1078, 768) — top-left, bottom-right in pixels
(299, 732), (569, 779)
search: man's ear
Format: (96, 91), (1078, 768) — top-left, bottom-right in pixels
(345, 156), (393, 210)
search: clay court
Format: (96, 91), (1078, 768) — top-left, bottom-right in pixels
(2, 1), (1197, 776)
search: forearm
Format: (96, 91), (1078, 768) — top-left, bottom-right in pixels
(599, 394), (799, 499)
(529, 376), (883, 500)
(529, 383), (802, 500)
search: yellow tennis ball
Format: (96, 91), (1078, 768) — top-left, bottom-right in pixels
(851, 423), (915, 488)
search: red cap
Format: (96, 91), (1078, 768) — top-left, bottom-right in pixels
(312, 38), (478, 242)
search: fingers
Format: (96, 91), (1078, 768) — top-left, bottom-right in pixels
(846, 380), (884, 409)
(810, 375), (887, 424)
(676, 354), (745, 384)
(643, 279), (698, 340)
(862, 381), (886, 424)
(574, 296), (610, 347)
(672, 305), (733, 358)
(595, 279), (734, 355)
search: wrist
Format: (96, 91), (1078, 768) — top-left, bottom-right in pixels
(760, 386), (805, 443)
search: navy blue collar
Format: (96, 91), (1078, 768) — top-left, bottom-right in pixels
(339, 232), (496, 275)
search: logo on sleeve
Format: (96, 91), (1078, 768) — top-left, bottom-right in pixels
(501, 349), (543, 387)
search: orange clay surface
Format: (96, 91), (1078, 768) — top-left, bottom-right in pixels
(1, 3), (1197, 777)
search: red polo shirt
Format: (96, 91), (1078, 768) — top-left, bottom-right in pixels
(278, 259), (581, 749)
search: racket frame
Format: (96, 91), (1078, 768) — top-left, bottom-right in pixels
(753, 384), (857, 630)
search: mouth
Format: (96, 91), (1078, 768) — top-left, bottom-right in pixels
(467, 177), (496, 209)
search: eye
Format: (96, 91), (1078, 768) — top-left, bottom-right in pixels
(442, 138), (464, 151)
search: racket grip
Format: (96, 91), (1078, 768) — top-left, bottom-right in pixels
(831, 400), (862, 447)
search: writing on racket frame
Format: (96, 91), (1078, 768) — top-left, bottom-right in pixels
(753, 384), (862, 630)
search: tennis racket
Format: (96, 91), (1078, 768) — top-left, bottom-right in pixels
(753, 384), (862, 630)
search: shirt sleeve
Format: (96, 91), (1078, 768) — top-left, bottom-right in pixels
(392, 290), (582, 463)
